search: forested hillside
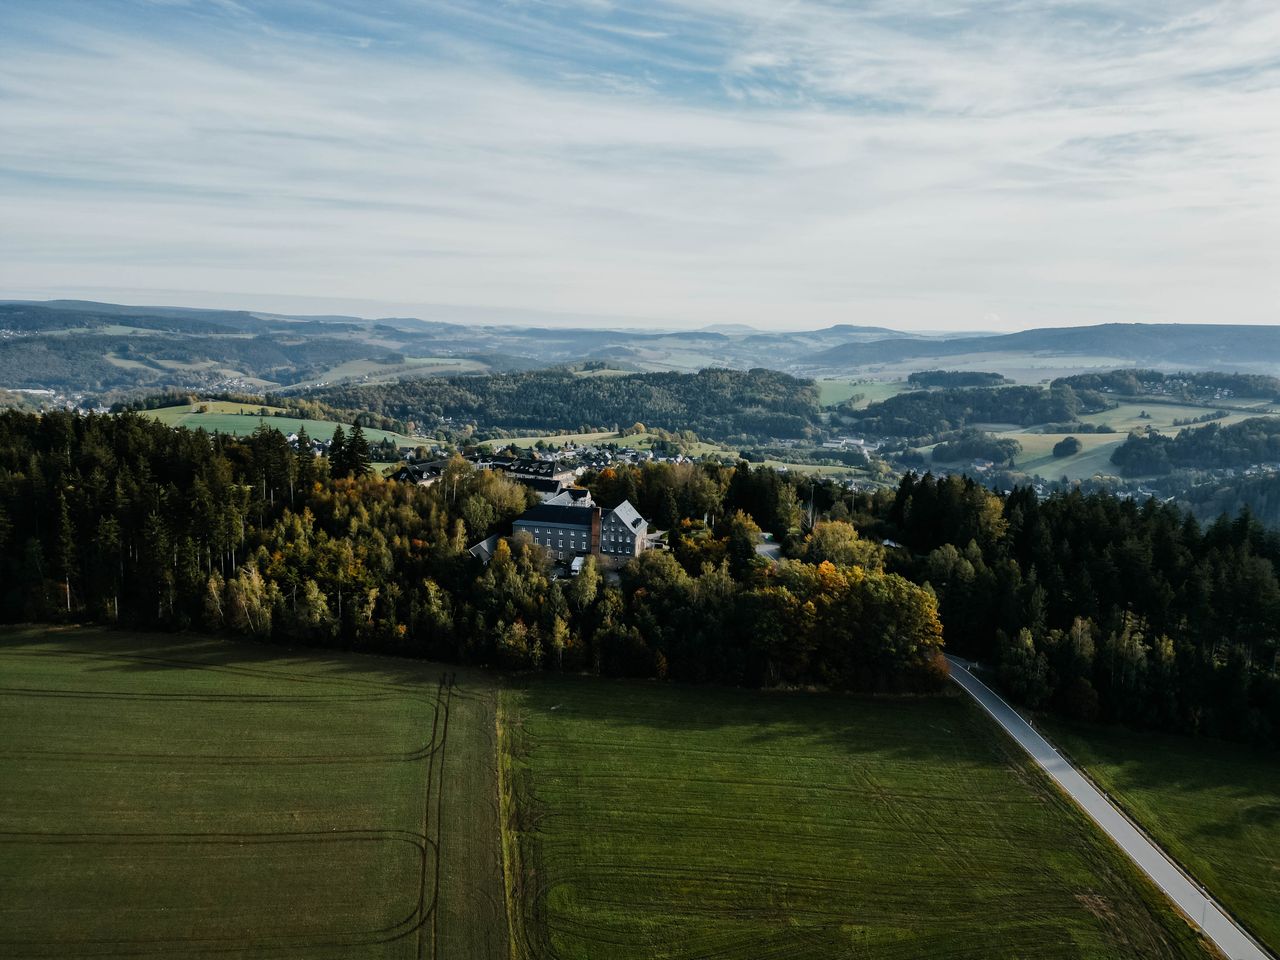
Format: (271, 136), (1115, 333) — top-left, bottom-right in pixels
(1054, 369), (1280, 398)
(303, 368), (823, 440)
(885, 473), (1279, 744)
(1111, 417), (1280, 475)
(3, 408), (1275, 744)
(813, 323), (1280, 368)
(841, 384), (1109, 440)
(0, 411), (941, 691)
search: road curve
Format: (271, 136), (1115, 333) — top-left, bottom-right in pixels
(945, 654), (1272, 960)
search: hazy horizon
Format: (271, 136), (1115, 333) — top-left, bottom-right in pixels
(2, 1), (1278, 332)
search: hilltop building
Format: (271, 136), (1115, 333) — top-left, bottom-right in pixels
(512, 489), (649, 562)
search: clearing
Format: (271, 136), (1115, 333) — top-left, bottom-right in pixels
(500, 676), (1216, 960)
(1044, 719), (1280, 955)
(0, 625), (506, 960)
(818, 378), (910, 408)
(142, 401), (414, 445)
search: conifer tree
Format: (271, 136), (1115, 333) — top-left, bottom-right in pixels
(329, 425), (348, 477)
(348, 424), (372, 478)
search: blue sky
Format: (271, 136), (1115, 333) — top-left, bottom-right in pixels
(1, 0), (1277, 330)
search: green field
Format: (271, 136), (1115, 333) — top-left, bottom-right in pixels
(818, 378), (910, 408)
(143, 401), (414, 445)
(1074, 402), (1274, 434)
(0, 626), (506, 960)
(1043, 720), (1280, 955)
(1007, 431), (1128, 480)
(281, 356), (489, 390)
(500, 677), (1213, 960)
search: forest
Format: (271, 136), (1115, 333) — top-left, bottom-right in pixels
(0, 332), (384, 392)
(1054, 369), (1280, 399)
(906, 370), (1009, 388)
(303, 368), (823, 440)
(1111, 417), (1280, 476)
(840, 384), (1110, 441)
(931, 429), (1022, 465)
(1, 409), (1275, 746)
(0, 410), (940, 692)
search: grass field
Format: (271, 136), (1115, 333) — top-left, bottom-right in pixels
(1074, 402), (1274, 434)
(818, 378), (911, 408)
(0, 626), (506, 960)
(143, 401), (414, 445)
(500, 677), (1215, 960)
(1007, 432), (1128, 480)
(1043, 720), (1280, 955)
(281, 356), (489, 390)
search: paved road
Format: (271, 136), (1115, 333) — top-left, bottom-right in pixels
(945, 655), (1272, 960)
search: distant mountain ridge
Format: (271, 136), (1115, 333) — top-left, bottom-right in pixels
(4, 299), (1280, 396)
(810, 323), (1280, 369)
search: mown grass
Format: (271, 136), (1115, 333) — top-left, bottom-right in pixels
(0, 625), (506, 960)
(1042, 719), (1280, 954)
(502, 676), (1214, 960)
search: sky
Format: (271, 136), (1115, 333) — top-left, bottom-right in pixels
(1, 1), (1278, 331)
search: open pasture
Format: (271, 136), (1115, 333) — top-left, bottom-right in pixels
(501, 677), (1213, 960)
(1044, 720), (1280, 955)
(1007, 431), (1128, 480)
(0, 626), (506, 960)
(142, 402), (413, 445)
(1074, 402), (1274, 434)
(818, 377), (910, 408)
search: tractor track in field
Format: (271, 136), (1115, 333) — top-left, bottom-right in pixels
(414, 672), (454, 960)
(0, 639), (466, 960)
(0, 830), (428, 956)
(0, 685), (402, 702)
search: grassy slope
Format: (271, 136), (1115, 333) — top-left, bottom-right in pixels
(1042, 720), (1280, 954)
(954, 401), (1280, 481)
(143, 401), (413, 445)
(818, 378), (910, 408)
(502, 677), (1214, 960)
(0, 626), (505, 960)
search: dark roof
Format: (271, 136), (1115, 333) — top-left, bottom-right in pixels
(468, 534), (501, 562)
(511, 476), (563, 494)
(514, 503), (595, 528)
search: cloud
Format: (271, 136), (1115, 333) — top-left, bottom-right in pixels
(0, 0), (1276, 329)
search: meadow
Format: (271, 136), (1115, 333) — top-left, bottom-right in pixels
(0, 626), (506, 960)
(143, 400), (413, 445)
(935, 399), (1280, 481)
(818, 377), (910, 408)
(1043, 720), (1280, 955)
(500, 676), (1214, 960)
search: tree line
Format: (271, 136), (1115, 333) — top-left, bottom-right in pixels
(1111, 417), (1280, 476)
(841, 384), (1110, 442)
(885, 473), (1279, 745)
(301, 368), (824, 441)
(3, 408), (1275, 745)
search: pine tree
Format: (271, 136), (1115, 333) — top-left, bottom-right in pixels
(348, 424), (372, 478)
(329, 426), (348, 478)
